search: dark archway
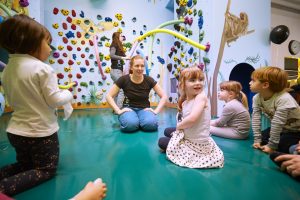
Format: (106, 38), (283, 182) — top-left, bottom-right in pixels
(229, 63), (255, 113)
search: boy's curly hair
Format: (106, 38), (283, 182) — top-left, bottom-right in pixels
(251, 66), (288, 93)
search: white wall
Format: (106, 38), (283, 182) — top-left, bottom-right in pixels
(212, 0), (271, 79)
(28, 0), (43, 23)
(271, 8), (300, 68)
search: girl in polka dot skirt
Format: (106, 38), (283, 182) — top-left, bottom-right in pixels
(158, 66), (224, 168)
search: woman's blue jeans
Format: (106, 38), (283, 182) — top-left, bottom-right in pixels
(118, 107), (158, 132)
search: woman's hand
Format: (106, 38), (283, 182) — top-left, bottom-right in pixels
(117, 107), (132, 115)
(144, 107), (157, 114)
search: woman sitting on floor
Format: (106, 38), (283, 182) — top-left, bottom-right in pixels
(106, 55), (167, 133)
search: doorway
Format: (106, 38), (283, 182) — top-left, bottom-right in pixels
(229, 63), (255, 113)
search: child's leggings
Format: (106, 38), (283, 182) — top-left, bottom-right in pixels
(0, 132), (59, 196)
(210, 126), (248, 139)
(158, 127), (176, 150)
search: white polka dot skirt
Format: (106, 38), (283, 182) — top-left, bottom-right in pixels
(166, 130), (224, 168)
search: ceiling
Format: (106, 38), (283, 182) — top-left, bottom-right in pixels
(272, 0), (300, 13)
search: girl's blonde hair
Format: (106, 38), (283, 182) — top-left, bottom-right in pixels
(178, 66), (204, 111)
(219, 81), (248, 109)
(251, 66), (288, 93)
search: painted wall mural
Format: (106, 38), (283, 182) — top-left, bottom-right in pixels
(0, 0), (271, 115)
(211, 0), (255, 116)
(50, 8), (124, 106)
(0, 0), (29, 18)
(45, 0), (174, 108)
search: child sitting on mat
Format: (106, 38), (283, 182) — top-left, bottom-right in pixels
(210, 81), (250, 139)
(158, 66), (224, 168)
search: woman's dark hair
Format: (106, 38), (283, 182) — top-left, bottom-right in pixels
(110, 32), (125, 56)
(0, 14), (52, 54)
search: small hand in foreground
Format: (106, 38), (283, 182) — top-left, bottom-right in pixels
(74, 180), (107, 200)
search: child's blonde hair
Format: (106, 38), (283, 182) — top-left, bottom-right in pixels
(178, 66), (204, 111)
(251, 66), (288, 93)
(220, 81), (248, 109)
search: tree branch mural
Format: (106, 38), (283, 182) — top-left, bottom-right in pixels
(210, 0), (255, 116)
